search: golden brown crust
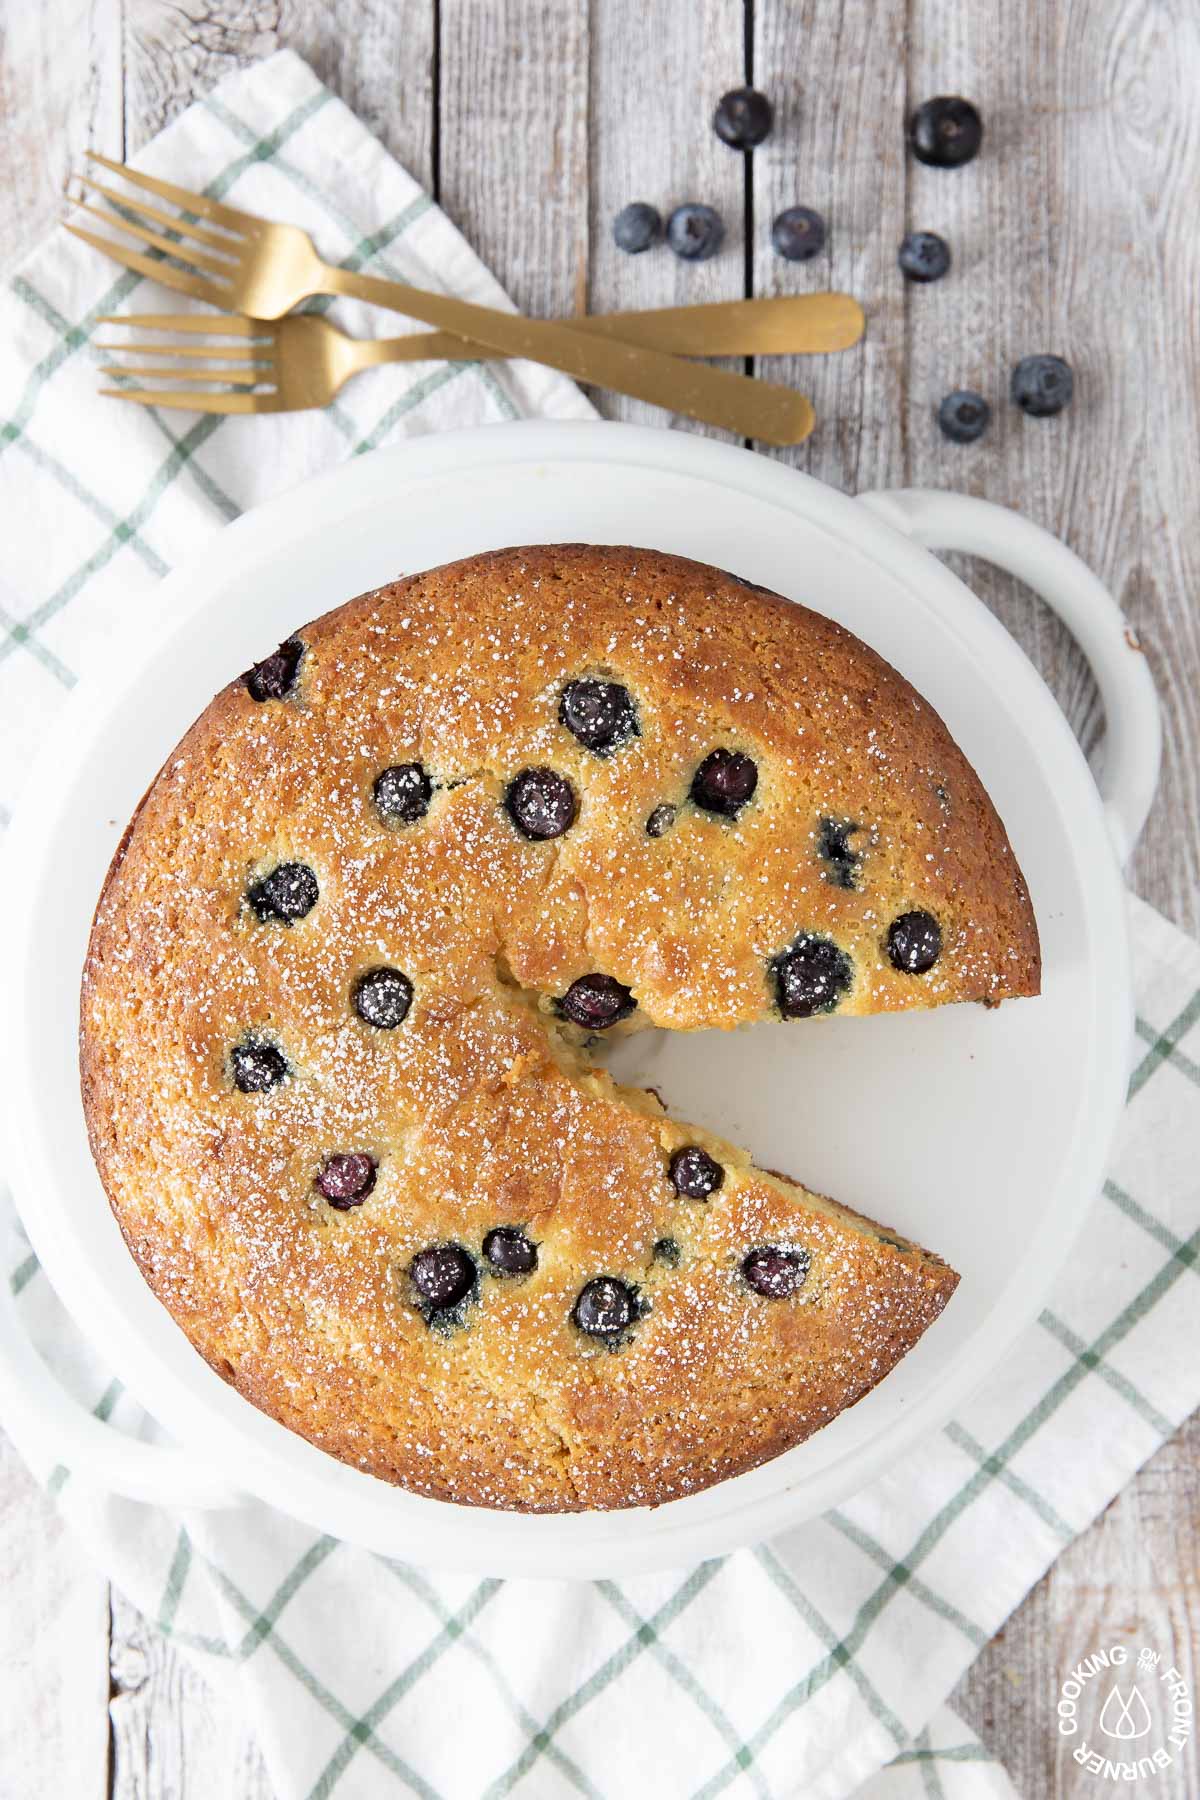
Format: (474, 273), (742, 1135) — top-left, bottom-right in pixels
(80, 545), (1038, 1510)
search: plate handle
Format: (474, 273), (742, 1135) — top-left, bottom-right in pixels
(0, 1268), (242, 1509)
(858, 488), (1162, 865)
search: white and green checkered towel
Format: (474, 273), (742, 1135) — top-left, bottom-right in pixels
(2, 51), (1198, 1800)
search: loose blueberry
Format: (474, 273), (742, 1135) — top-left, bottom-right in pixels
(374, 763), (433, 824)
(482, 1226), (538, 1275)
(908, 96), (983, 168)
(713, 86), (774, 150)
(816, 817), (862, 890)
(743, 1245), (811, 1298)
(886, 909), (943, 974)
(772, 934), (853, 1018)
(1011, 354), (1074, 417)
(410, 1243), (476, 1311)
(771, 206), (827, 262)
(653, 1237), (681, 1267)
(247, 861), (319, 923)
(505, 767), (578, 840)
(667, 203), (725, 262)
(315, 1153), (377, 1209)
(559, 678), (638, 755)
(646, 804), (677, 838)
(898, 230), (951, 282)
(613, 202), (662, 254)
(244, 638), (304, 702)
(353, 966), (414, 1029)
(669, 1145), (725, 1200)
(559, 973), (636, 1031)
(691, 748), (758, 818)
(573, 1276), (639, 1337)
(938, 390), (991, 444)
(231, 1038), (287, 1094)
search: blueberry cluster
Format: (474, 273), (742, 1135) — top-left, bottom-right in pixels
(607, 86), (1073, 441)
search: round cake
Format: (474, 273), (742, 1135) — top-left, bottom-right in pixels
(80, 545), (1039, 1511)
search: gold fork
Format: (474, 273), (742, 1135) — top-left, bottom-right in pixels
(65, 155), (815, 444)
(95, 298), (866, 415)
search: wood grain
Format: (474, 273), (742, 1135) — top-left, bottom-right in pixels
(438, 0), (589, 319)
(110, 1586), (274, 1800)
(122, 0), (436, 186)
(587, 0), (746, 428)
(0, 1), (1197, 1795)
(0, 0), (122, 276)
(0, 1438), (109, 1800)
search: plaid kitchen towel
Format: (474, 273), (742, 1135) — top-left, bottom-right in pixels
(1, 49), (1198, 1800)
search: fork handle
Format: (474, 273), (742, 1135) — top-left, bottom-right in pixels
(348, 294), (865, 363)
(321, 267), (814, 445)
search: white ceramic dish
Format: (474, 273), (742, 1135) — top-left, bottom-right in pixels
(0, 421), (1159, 1577)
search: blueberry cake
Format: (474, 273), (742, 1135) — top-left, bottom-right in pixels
(80, 545), (1040, 1511)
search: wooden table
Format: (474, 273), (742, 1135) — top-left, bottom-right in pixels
(1, 4), (1196, 1795)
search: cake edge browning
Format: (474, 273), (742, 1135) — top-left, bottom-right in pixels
(79, 542), (1033, 1513)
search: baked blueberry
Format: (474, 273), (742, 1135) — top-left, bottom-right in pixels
(646, 804), (677, 838)
(373, 763), (433, 824)
(1011, 354), (1074, 417)
(886, 909), (943, 974)
(667, 203), (725, 262)
(231, 1038), (287, 1094)
(315, 1152), (377, 1209)
(505, 767), (578, 840)
(898, 230), (951, 282)
(771, 206), (827, 262)
(653, 1237), (681, 1267)
(772, 934), (853, 1017)
(410, 1243), (476, 1311)
(244, 638), (304, 702)
(669, 1145), (724, 1200)
(691, 748), (758, 818)
(713, 86), (774, 150)
(573, 1276), (638, 1336)
(613, 202), (662, 253)
(816, 817), (862, 889)
(559, 678), (638, 755)
(743, 1245), (811, 1298)
(908, 96), (983, 168)
(353, 966), (414, 1029)
(483, 1226), (538, 1275)
(938, 390), (991, 444)
(559, 974), (636, 1031)
(247, 861), (319, 923)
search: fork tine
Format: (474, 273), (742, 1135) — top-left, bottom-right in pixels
(99, 387), (275, 415)
(96, 341), (271, 363)
(74, 174), (241, 256)
(85, 151), (253, 235)
(101, 365), (264, 388)
(96, 312), (264, 336)
(68, 198), (236, 278)
(63, 220), (228, 307)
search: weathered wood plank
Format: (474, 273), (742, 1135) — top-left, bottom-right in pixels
(587, 0), (746, 429)
(753, 0), (910, 493)
(0, 1434), (110, 1800)
(0, 0), (123, 275)
(954, 1408), (1200, 1798)
(123, 0), (436, 189)
(903, 0), (1200, 943)
(437, 0), (589, 322)
(109, 1585), (276, 1800)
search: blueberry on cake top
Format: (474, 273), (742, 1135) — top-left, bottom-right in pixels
(80, 545), (1039, 1512)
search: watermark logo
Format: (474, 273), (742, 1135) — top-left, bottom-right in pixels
(1057, 1642), (1193, 1782)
